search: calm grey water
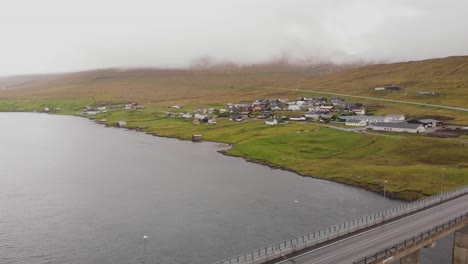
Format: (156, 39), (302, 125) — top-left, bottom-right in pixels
(0, 113), (452, 264)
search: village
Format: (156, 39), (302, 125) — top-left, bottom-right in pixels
(62, 95), (466, 136)
(164, 97), (450, 134)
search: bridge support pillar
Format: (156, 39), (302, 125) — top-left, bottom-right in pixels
(400, 250), (420, 264)
(425, 242), (436, 249)
(453, 225), (468, 264)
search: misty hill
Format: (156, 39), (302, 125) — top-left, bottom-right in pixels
(0, 63), (351, 104)
(1, 56), (467, 108)
(289, 56), (468, 107)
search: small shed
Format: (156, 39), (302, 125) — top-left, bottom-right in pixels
(192, 134), (203, 142)
(115, 121), (127, 127)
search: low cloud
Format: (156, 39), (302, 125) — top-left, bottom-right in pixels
(0, 0), (467, 75)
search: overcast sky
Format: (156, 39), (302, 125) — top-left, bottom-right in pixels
(1, 0), (467, 76)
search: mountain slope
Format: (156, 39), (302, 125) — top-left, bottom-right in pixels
(288, 56), (468, 107)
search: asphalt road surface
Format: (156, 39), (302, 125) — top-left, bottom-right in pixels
(269, 194), (468, 264)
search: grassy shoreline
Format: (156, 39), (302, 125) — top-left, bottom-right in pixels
(1, 96), (467, 201)
(93, 108), (468, 201)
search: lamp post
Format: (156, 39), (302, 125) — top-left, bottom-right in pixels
(441, 168), (446, 193)
(383, 180), (388, 200)
(293, 200), (299, 235)
(143, 235), (148, 264)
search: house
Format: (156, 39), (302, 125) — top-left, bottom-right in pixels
(115, 121), (127, 127)
(290, 115), (306, 121)
(345, 119), (367, 127)
(265, 118), (278, 125)
(208, 117), (217, 124)
(288, 104), (301, 111)
(171, 105), (180, 109)
(320, 105), (334, 110)
(371, 122), (426, 133)
(54, 107), (61, 111)
(179, 113), (193, 119)
(207, 108), (218, 114)
(305, 112), (319, 119)
(272, 106), (282, 111)
(194, 113), (207, 120)
(352, 108), (366, 115)
(385, 114), (406, 122)
(44, 107), (50, 112)
(229, 115), (243, 122)
(97, 106), (106, 111)
(124, 103), (144, 110)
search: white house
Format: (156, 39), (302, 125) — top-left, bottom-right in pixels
(208, 117), (217, 124)
(194, 113), (207, 120)
(352, 108), (366, 115)
(180, 113), (193, 119)
(265, 118), (278, 125)
(345, 119), (367, 126)
(305, 112), (319, 119)
(288, 104), (301, 111)
(97, 106), (106, 111)
(320, 105), (334, 110)
(372, 122), (426, 133)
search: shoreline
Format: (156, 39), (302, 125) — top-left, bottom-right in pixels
(92, 116), (417, 201)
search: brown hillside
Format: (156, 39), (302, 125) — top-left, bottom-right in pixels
(289, 56), (468, 107)
(0, 64), (351, 104)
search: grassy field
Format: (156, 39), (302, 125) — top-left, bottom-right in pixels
(1, 58), (467, 201)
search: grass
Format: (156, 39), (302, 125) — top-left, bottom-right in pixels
(0, 58), (467, 201)
(79, 105), (468, 201)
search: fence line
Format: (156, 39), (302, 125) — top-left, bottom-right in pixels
(352, 212), (468, 264)
(211, 185), (468, 264)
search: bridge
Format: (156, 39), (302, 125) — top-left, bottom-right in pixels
(212, 185), (468, 264)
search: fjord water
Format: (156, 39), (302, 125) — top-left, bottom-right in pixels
(0, 113), (452, 264)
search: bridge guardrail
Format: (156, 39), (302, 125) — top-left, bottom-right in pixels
(352, 212), (468, 264)
(211, 185), (468, 264)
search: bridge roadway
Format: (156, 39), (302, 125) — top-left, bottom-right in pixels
(268, 194), (468, 264)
